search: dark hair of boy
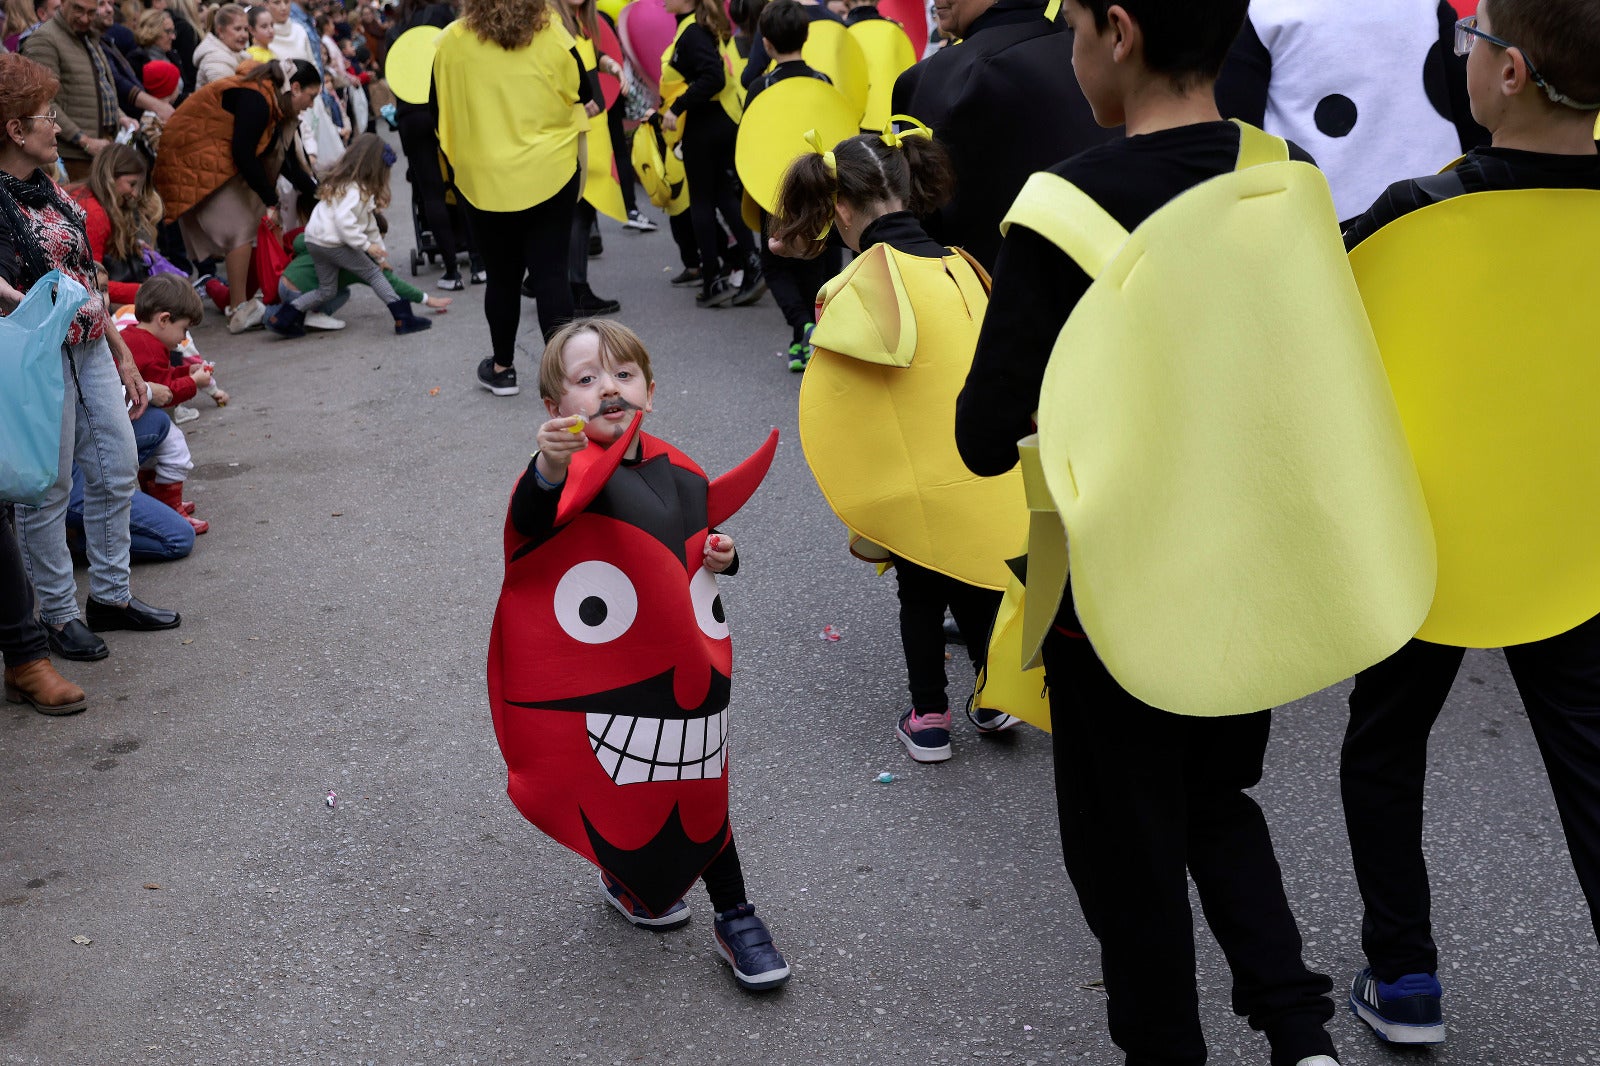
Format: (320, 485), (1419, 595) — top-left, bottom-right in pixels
(133, 273), (206, 325)
(1076, 0), (1250, 89)
(1482, 0), (1600, 109)
(758, 0), (810, 56)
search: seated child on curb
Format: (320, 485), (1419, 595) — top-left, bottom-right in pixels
(265, 133), (432, 337)
(492, 319), (790, 993)
(118, 274), (212, 535)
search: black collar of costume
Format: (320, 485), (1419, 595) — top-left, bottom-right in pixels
(859, 210), (948, 258)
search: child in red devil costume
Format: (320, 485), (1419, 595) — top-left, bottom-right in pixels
(487, 319), (789, 992)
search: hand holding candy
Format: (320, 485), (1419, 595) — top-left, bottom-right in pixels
(535, 415), (589, 485)
(703, 532), (735, 574)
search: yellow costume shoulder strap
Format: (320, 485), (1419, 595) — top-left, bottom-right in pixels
(1001, 172), (1128, 281)
(1231, 120), (1289, 170)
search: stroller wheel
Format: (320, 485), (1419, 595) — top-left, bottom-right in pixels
(410, 249), (421, 276)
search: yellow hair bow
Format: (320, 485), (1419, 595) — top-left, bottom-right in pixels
(802, 128), (837, 175)
(882, 115), (933, 150)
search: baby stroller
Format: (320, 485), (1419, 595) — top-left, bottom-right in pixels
(404, 155), (478, 278)
(407, 192), (445, 276)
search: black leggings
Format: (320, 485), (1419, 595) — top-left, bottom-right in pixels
(607, 103), (638, 215)
(464, 172), (580, 363)
(569, 199), (596, 286)
(0, 505), (48, 669)
(398, 109), (472, 274)
(893, 557), (1001, 713)
(702, 830), (748, 912)
(680, 108), (754, 285)
(761, 213), (840, 339)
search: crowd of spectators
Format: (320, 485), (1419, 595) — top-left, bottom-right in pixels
(1, 0), (407, 714)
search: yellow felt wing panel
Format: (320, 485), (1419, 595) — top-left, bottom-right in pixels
(802, 20), (869, 123)
(1029, 163), (1436, 717)
(972, 566), (1052, 733)
(735, 78), (861, 214)
(385, 25), (441, 105)
(1016, 436), (1068, 672)
(1350, 189), (1600, 647)
(799, 246), (1026, 590)
(849, 19), (917, 134)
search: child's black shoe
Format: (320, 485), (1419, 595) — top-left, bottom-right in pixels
(713, 904), (790, 992)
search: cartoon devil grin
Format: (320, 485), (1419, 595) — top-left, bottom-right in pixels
(488, 413), (778, 918)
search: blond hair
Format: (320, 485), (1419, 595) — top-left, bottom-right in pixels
(539, 319), (656, 403)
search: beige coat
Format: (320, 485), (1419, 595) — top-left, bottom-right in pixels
(19, 12), (116, 163)
(192, 32), (246, 88)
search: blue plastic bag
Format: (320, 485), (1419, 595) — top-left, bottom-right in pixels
(0, 270), (88, 506)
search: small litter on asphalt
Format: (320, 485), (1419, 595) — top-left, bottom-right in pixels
(331, 512), (344, 517)
(143, 883), (160, 890)
(326, 791), (338, 809)
(428, 387), (440, 396)
(71, 935), (91, 945)
(876, 772), (895, 784)
(821, 625), (843, 642)
(180, 638), (193, 645)
(1023, 1025), (1033, 1032)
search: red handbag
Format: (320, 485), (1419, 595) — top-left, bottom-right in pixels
(252, 216), (293, 305)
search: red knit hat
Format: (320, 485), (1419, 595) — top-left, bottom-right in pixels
(142, 60), (180, 100)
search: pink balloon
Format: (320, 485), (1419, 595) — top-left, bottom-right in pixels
(618, 0), (677, 89)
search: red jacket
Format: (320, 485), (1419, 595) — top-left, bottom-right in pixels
(72, 190), (142, 306)
(121, 324), (197, 405)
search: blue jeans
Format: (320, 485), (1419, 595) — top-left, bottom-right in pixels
(17, 338), (138, 623)
(66, 407), (194, 563)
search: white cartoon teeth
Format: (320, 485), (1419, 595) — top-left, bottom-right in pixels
(586, 710), (730, 784)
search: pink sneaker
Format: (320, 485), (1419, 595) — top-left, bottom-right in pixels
(897, 708), (952, 763)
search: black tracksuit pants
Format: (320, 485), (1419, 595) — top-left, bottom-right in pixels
(893, 557), (1000, 713)
(1342, 615), (1600, 982)
(679, 108), (754, 288)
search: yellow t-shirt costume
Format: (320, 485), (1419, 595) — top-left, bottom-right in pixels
(1349, 185), (1600, 648)
(433, 18), (586, 213)
(1008, 121), (1435, 718)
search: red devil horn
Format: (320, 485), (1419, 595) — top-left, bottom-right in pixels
(552, 411), (644, 528)
(707, 428), (779, 529)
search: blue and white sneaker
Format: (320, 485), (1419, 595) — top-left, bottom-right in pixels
(897, 708), (952, 762)
(1349, 967), (1445, 1044)
(969, 705), (1021, 733)
(599, 871), (690, 930)
(713, 903), (790, 991)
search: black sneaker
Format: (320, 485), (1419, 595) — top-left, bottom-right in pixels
(588, 232), (603, 257)
(669, 266), (702, 287)
(969, 706), (1021, 733)
(437, 274), (465, 291)
(624, 209), (659, 232)
(476, 358), (520, 397)
(785, 341), (809, 372)
(470, 269), (488, 285)
(1349, 967), (1445, 1045)
(732, 264), (767, 306)
(599, 871), (690, 929)
(713, 904), (790, 991)
(572, 284), (622, 316)
(697, 274), (736, 308)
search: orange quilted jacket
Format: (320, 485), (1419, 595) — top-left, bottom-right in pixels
(154, 70), (284, 223)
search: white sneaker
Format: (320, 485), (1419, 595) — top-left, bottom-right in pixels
(305, 312), (346, 330)
(1295, 1057), (1340, 1066)
(226, 297), (264, 335)
(171, 403), (199, 424)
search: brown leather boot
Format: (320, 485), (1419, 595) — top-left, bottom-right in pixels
(4, 658), (89, 716)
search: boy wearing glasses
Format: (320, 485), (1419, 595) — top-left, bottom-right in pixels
(1339, 0), (1600, 1047)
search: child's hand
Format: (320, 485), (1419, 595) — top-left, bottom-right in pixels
(190, 365), (213, 387)
(703, 533), (735, 573)
(149, 382), (174, 407)
(660, 109), (678, 132)
(534, 415), (588, 485)
(211, 387), (230, 407)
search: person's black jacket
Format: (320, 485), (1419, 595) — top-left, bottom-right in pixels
(889, 0), (1111, 268)
(740, 0), (840, 89)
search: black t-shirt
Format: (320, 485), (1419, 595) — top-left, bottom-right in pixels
(1342, 145), (1600, 250)
(955, 121), (1313, 479)
(745, 59), (830, 105)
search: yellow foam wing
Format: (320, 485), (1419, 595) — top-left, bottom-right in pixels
(735, 78), (860, 214)
(385, 25), (442, 105)
(1349, 188), (1600, 647)
(802, 20), (868, 123)
(1021, 127), (1435, 716)
(849, 20), (916, 134)
(799, 244), (1026, 591)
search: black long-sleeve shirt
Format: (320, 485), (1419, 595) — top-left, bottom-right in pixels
(857, 209), (946, 257)
(1342, 145), (1600, 250)
(954, 121), (1313, 479)
(745, 59), (830, 105)
(224, 88), (317, 207)
(668, 16), (732, 117)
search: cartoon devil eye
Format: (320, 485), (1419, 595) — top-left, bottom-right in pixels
(553, 560), (639, 644)
(690, 566), (729, 640)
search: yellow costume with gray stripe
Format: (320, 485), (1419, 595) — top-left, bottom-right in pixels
(1005, 121), (1435, 717)
(799, 241), (1026, 593)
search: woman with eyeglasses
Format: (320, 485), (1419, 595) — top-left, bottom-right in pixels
(0, 52), (182, 668)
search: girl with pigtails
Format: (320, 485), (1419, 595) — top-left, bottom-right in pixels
(658, 0), (764, 308)
(774, 122), (1028, 766)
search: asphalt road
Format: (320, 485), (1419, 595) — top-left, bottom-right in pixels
(3, 152), (1598, 1065)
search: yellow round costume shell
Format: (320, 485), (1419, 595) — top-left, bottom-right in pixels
(1013, 122), (1436, 717)
(1349, 187), (1600, 648)
(799, 242), (1026, 592)
(735, 78), (860, 214)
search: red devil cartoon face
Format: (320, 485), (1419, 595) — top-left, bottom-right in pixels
(487, 420), (778, 917)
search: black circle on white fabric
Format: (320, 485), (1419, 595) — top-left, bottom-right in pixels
(1314, 94), (1359, 137)
(579, 596), (608, 627)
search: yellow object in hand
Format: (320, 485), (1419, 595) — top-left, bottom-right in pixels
(567, 417), (586, 434)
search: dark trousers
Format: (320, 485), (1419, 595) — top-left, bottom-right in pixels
(761, 212), (840, 340)
(568, 199), (596, 286)
(670, 209), (698, 270)
(894, 557), (1001, 713)
(680, 109), (754, 286)
(0, 505), (48, 670)
(464, 172), (580, 363)
(1043, 618), (1336, 1066)
(607, 104), (638, 215)
(702, 830), (748, 912)
(1342, 617), (1600, 982)
(398, 110), (471, 275)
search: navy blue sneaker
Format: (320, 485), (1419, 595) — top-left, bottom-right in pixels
(713, 904), (790, 991)
(1349, 967), (1445, 1044)
(897, 708), (952, 762)
(599, 871), (690, 930)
